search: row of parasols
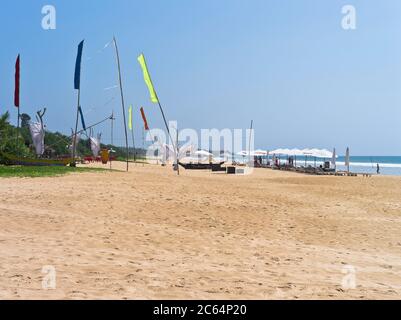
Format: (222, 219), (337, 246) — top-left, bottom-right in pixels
(237, 148), (336, 159)
(157, 145), (351, 167)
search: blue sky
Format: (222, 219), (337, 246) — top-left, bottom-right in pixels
(0, 0), (400, 155)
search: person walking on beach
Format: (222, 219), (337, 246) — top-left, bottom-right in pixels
(376, 163), (380, 175)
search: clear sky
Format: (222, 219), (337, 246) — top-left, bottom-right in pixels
(0, 0), (400, 155)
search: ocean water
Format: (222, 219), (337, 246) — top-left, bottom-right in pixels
(233, 156), (401, 176)
(335, 156), (401, 176)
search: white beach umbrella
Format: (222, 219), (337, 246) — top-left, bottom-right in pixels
(278, 149), (301, 156)
(287, 149), (304, 156)
(195, 150), (213, 157)
(271, 148), (334, 158)
(315, 149), (333, 158)
(301, 148), (314, 156)
(301, 148), (332, 158)
(309, 149), (322, 158)
(279, 149), (290, 156)
(271, 148), (306, 158)
(250, 149), (268, 156)
(237, 150), (249, 156)
(270, 148), (288, 155)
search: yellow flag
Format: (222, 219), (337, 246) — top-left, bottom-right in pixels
(138, 54), (159, 103)
(128, 105), (133, 131)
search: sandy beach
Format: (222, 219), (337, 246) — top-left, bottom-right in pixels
(1, 162), (401, 300)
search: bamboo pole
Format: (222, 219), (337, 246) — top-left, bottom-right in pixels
(110, 111), (114, 170)
(142, 126), (145, 167)
(15, 54), (21, 157)
(72, 41), (84, 167)
(131, 123), (136, 164)
(71, 88), (80, 166)
(138, 54), (177, 173)
(113, 37), (130, 172)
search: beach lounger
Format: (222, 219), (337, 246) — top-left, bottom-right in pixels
(211, 163), (227, 172)
(227, 166), (236, 174)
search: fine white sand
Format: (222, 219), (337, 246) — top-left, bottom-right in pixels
(1, 162), (400, 299)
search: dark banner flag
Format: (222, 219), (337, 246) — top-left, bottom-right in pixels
(14, 55), (20, 107)
(78, 106), (86, 131)
(140, 107), (149, 131)
(74, 40), (84, 90)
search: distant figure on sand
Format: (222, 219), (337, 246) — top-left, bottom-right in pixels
(377, 163), (380, 175)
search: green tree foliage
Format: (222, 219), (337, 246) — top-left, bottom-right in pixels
(0, 112), (143, 163)
(0, 112), (32, 163)
(20, 113), (31, 128)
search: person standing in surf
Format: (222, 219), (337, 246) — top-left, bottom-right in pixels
(377, 163), (380, 175)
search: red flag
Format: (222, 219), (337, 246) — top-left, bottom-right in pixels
(140, 107), (149, 131)
(14, 55), (20, 108)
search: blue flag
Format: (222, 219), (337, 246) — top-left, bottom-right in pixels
(74, 40), (84, 90)
(78, 106), (86, 131)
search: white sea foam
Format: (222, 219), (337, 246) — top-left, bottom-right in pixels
(336, 162), (401, 168)
(277, 160), (401, 169)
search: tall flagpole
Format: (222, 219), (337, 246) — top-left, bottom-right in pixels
(17, 108), (20, 131)
(14, 54), (21, 149)
(113, 36), (130, 172)
(147, 91), (177, 166)
(129, 106), (137, 163)
(140, 107), (157, 165)
(156, 99), (173, 146)
(72, 40), (84, 167)
(131, 127), (136, 163)
(154, 92), (180, 176)
(159, 96), (179, 175)
(17, 107), (20, 156)
(142, 126), (145, 167)
(110, 110), (114, 170)
(137, 54), (177, 173)
(71, 87), (81, 166)
(154, 94), (177, 163)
